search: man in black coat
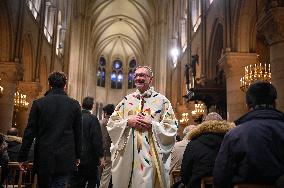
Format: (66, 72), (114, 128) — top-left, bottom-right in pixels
(214, 81), (284, 187)
(70, 97), (104, 188)
(18, 72), (82, 188)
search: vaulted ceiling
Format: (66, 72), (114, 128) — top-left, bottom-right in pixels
(89, 0), (157, 62)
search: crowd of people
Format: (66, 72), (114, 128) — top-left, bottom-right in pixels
(0, 67), (284, 188)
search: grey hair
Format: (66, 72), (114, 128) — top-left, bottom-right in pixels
(135, 66), (154, 77)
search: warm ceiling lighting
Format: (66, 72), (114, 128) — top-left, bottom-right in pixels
(240, 55), (271, 92)
(0, 78), (3, 97)
(14, 91), (29, 111)
(170, 47), (179, 68)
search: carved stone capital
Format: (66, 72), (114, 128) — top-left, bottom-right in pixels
(17, 81), (42, 98)
(258, 7), (284, 45)
(0, 62), (24, 83)
(218, 52), (257, 78)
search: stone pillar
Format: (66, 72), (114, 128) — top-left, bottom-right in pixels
(258, 7), (284, 111)
(219, 52), (257, 121)
(16, 81), (41, 136)
(0, 62), (23, 133)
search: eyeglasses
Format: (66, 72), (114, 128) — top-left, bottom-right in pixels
(133, 73), (151, 78)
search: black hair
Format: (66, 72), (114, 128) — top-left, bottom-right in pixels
(246, 81), (277, 109)
(103, 104), (115, 115)
(7, 128), (18, 136)
(82, 97), (94, 110)
(0, 133), (4, 145)
(48, 71), (67, 89)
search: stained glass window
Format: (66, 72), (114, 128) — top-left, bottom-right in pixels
(97, 56), (106, 87)
(128, 58), (137, 89)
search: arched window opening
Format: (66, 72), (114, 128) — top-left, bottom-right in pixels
(111, 59), (123, 89)
(192, 0), (202, 32)
(128, 58), (137, 89)
(27, 0), (41, 20)
(97, 56), (106, 87)
(44, 1), (55, 43)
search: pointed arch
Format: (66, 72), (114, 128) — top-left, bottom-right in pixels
(39, 56), (48, 94)
(0, 1), (13, 62)
(22, 34), (35, 81)
(208, 20), (224, 79)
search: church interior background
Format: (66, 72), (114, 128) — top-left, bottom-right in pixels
(0, 0), (284, 136)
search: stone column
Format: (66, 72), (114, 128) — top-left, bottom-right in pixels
(0, 62), (23, 133)
(258, 7), (284, 111)
(219, 52), (257, 121)
(16, 81), (41, 136)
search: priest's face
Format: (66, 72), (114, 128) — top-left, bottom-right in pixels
(134, 67), (153, 93)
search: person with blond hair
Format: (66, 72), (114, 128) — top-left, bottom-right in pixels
(170, 125), (196, 186)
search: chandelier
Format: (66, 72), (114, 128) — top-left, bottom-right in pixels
(0, 78), (3, 97)
(240, 56), (271, 92)
(14, 91), (29, 111)
(191, 101), (205, 120)
(179, 112), (189, 124)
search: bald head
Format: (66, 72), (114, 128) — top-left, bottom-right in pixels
(7, 127), (18, 136)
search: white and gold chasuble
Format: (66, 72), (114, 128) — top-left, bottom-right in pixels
(107, 87), (178, 188)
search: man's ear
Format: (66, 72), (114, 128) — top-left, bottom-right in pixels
(246, 103), (252, 111)
(149, 76), (154, 84)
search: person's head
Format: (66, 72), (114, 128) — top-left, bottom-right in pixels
(48, 71), (67, 89)
(82, 97), (94, 110)
(134, 66), (154, 93)
(204, 112), (223, 122)
(103, 104), (115, 117)
(246, 81), (277, 109)
(7, 127), (18, 136)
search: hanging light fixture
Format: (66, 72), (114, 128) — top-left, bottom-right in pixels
(14, 90), (29, 111)
(191, 101), (205, 120)
(240, 55), (271, 92)
(179, 112), (189, 124)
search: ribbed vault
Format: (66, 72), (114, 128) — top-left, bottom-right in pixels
(90, 0), (155, 63)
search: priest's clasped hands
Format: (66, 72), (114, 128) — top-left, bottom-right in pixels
(127, 114), (152, 131)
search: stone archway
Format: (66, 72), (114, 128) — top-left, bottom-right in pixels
(39, 56), (48, 96)
(232, 0), (257, 52)
(22, 34), (35, 82)
(0, 1), (12, 62)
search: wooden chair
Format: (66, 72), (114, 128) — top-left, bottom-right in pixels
(4, 162), (36, 188)
(201, 176), (214, 188)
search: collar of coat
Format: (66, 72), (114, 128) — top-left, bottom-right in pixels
(45, 88), (67, 96)
(6, 135), (22, 143)
(82, 109), (91, 114)
(234, 108), (284, 125)
(135, 86), (154, 99)
(187, 120), (235, 140)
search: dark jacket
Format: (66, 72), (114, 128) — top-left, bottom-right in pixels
(80, 109), (103, 167)
(6, 135), (34, 162)
(18, 88), (82, 176)
(213, 108), (284, 188)
(181, 120), (235, 188)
